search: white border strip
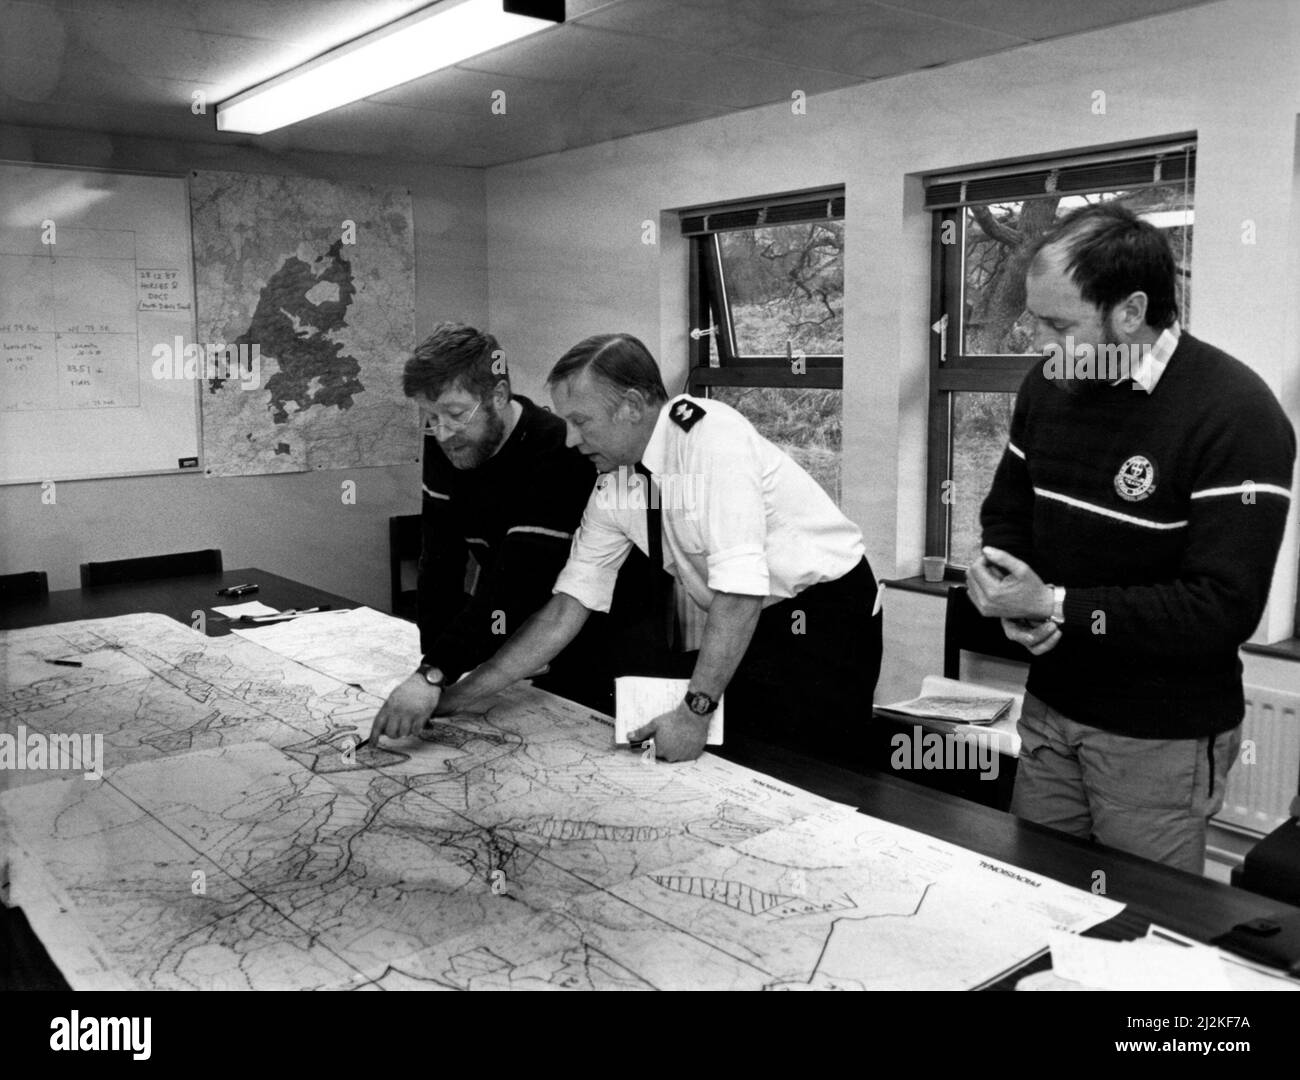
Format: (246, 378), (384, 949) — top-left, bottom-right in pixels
(1034, 487), (1188, 530)
(507, 525), (573, 540)
(1191, 483), (1292, 500)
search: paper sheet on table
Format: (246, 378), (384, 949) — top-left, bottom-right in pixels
(1020, 928), (1300, 990)
(212, 600), (279, 618)
(1045, 928), (1235, 990)
(614, 676), (723, 745)
(230, 606), (422, 698)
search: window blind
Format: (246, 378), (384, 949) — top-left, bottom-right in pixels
(924, 142), (1195, 210)
(680, 188), (844, 236)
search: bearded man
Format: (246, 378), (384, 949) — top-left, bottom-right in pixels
(370, 322), (611, 740)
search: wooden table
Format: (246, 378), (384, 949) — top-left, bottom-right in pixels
(0, 567), (363, 636)
(4, 570), (1299, 989)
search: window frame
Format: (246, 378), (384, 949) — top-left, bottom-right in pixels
(924, 208), (1038, 568)
(685, 199), (845, 394)
(923, 142), (1196, 570)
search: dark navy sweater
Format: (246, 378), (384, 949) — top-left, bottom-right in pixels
(419, 395), (597, 683)
(981, 332), (1295, 738)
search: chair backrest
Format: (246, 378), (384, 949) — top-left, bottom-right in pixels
(389, 515), (422, 620)
(942, 583), (1030, 678)
(80, 549), (223, 588)
(0, 570), (49, 605)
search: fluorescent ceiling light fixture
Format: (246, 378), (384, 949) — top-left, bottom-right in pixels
(217, 0), (563, 135)
(1139, 210), (1194, 229)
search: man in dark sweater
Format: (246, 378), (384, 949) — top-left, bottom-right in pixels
(969, 202), (1295, 873)
(368, 323), (611, 741)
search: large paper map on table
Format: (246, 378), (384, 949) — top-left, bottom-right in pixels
(0, 614), (1121, 990)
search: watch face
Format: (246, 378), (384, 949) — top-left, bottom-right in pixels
(686, 691), (713, 715)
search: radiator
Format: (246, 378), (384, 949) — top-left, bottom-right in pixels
(1217, 685), (1300, 835)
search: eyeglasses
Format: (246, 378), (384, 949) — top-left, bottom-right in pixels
(422, 398), (482, 436)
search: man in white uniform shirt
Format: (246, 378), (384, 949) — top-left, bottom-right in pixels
(435, 333), (882, 763)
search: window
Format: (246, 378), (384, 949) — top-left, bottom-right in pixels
(924, 143), (1195, 569)
(682, 189), (844, 503)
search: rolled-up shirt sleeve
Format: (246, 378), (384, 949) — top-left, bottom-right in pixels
(696, 431), (770, 597)
(552, 486), (635, 614)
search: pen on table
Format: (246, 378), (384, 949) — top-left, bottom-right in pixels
(216, 583), (259, 597)
(44, 658), (83, 667)
(238, 605), (339, 622)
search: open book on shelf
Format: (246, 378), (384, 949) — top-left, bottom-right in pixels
(876, 675), (1021, 726)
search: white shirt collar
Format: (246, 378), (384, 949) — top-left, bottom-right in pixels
(637, 396), (682, 476)
(1125, 321), (1181, 393)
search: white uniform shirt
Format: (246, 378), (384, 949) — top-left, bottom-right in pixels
(553, 394), (865, 613)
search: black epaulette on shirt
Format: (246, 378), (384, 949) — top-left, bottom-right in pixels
(668, 399), (705, 431)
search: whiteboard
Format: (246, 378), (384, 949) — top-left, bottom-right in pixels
(0, 162), (201, 484)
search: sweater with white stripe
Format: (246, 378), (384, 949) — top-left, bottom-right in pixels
(981, 332), (1295, 738)
(420, 395), (597, 682)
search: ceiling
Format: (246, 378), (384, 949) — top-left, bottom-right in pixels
(0, 0), (1214, 168)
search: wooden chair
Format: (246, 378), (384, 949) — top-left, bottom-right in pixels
(389, 515), (422, 621)
(1234, 793), (1300, 907)
(0, 905), (71, 990)
(0, 570), (49, 606)
(80, 549), (222, 588)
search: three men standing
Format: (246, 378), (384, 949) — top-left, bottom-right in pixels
(374, 205), (1295, 875)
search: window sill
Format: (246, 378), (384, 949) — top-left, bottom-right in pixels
(885, 579), (1300, 664)
(882, 574), (961, 598)
(1241, 638), (1300, 663)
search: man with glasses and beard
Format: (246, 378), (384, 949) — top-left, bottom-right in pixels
(369, 322), (612, 742)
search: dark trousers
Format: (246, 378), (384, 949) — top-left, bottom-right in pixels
(611, 555), (882, 766)
(725, 558), (882, 765)
(539, 547), (667, 713)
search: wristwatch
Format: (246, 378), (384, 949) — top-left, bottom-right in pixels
(416, 663), (445, 688)
(1050, 585), (1066, 626)
(684, 689), (719, 716)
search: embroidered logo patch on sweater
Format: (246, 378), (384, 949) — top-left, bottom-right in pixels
(1114, 455), (1157, 501)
